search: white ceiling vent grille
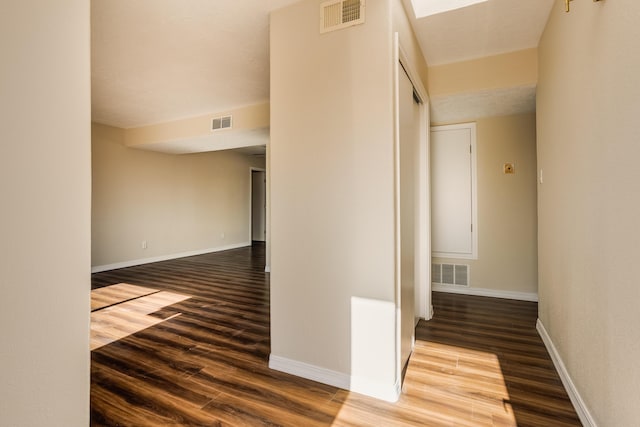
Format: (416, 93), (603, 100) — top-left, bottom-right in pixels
(212, 115), (232, 131)
(432, 263), (469, 287)
(320, 0), (365, 34)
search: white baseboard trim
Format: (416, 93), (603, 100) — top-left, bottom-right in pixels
(536, 319), (597, 427)
(269, 354), (400, 403)
(350, 376), (400, 403)
(269, 354), (400, 402)
(432, 284), (538, 302)
(91, 242), (251, 273)
(269, 354), (350, 390)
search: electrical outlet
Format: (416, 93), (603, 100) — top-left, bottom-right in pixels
(503, 162), (515, 174)
(141, 240), (147, 249)
(221, 232), (225, 240)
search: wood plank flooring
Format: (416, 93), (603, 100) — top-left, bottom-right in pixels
(91, 244), (581, 426)
(91, 283), (159, 311)
(415, 293), (581, 427)
(91, 284), (190, 351)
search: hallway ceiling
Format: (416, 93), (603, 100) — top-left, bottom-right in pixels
(405, 0), (553, 124)
(92, 0), (555, 133)
(405, 0), (554, 66)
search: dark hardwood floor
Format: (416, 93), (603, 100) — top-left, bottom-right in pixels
(91, 244), (581, 426)
(417, 293), (581, 427)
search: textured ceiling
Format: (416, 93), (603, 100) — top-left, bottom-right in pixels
(405, 0), (554, 66)
(92, 0), (554, 143)
(91, 0), (299, 128)
(403, 0), (553, 125)
(430, 85), (536, 124)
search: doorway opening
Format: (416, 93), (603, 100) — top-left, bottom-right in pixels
(251, 168), (266, 244)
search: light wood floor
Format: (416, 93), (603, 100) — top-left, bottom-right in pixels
(91, 244), (581, 426)
(91, 284), (190, 351)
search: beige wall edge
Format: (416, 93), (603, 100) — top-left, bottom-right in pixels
(123, 102), (270, 148)
(1, 1), (90, 425)
(428, 48), (538, 97)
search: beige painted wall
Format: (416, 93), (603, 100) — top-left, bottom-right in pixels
(270, 0), (397, 395)
(270, 0), (429, 401)
(124, 102), (269, 150)
(537, 1), (640, 425)
(92, 123), (265, 268)
(433, 113), (538, 296)
(0, 1), (91, 425)
(428, 49), (538, 97)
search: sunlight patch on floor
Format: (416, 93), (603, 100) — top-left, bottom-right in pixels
(331, 340), (516, 426)
(91, 282), (158, 311)
(90, 284), (190, 351)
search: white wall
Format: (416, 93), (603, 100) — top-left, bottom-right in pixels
(537, 1), (640, 425)
(433, 113), (538, 299)
(92, 123), (265, 269)
(0, 1), (91, 425)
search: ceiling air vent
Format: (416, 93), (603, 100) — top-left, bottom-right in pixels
(212, 115), (232, 131)
(320, 0), (365, 34)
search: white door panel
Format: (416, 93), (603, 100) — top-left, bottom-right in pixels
(431, 123), (477, 259)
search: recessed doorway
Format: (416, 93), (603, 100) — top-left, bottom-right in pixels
(251, 168), (266, 243)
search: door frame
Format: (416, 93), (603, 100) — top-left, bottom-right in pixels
(249, 167), (267, 245)
(394, 36), (431, 322)
(393, 33), (432, 385)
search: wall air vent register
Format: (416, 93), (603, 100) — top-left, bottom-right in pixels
(432, 263), (469, 287)
(211, 115), (232, 131)
(320, 0), (365, 34)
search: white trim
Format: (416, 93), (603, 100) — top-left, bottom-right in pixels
(536, 319), (598, 427)
(268, 354), (400, 403)
(432, 285), (538, 302)
(350, 376), (401, 403)
(392, 33), (402, 390)
(264, 265), (271, 273)
(91, 242), (251, 273)
(269, 354), (350, 390)
(432, 251), (476, 260)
